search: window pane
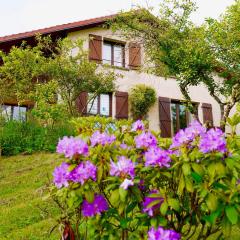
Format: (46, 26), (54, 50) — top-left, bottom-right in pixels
(13, 106), (27, 121)
(87, 94), (98, 115)
(103, 43), (112, 65)
(1, 105), (12, 121)
(100, 94), (110, 116)
(171, 103), (177, 134)
(114, 45), (123, 67)
(179, 104), (187, 129)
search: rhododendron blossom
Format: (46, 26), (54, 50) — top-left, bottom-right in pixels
(82, 194), (108, 217)
(120, 178), (134, 190)
(148, 227), (181, 240)
(110, 156), (135, 179)
(199, 128), (226, 153)
(53, 162), (70, 188)
(69, 161), (97, 184)
(135, 132), (157, 148)
(57, 136), (89, 159)
(145, 147), (171, 168)
(131, 120), (145, 131)
(90, 130), (116, 146)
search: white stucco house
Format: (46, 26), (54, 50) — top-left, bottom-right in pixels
(0, 14), (236, 137)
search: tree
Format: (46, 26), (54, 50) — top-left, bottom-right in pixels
(112, 0), (240, 131)
(0, 36), (116, 117)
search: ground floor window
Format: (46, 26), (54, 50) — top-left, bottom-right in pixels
(171, 101), (196, 134)
(87, 93), (111, 116)
(0, 104), (27, 121)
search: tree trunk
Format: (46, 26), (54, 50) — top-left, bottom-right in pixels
(220, 103), (233, 132)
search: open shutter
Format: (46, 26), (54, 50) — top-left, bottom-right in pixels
(89, 34), (102, 63)
(202, 103), (213, 124)
(76, 92), (88, 115)
(159, 97), (172, 138)
(129, 42), (141, 69)
(115, 91), (128, 119)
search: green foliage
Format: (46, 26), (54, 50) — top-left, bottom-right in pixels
(129, 84), (157, 120)
(0, 120), (74, 156)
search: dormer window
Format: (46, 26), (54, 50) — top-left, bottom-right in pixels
(102, 41), (125, 67)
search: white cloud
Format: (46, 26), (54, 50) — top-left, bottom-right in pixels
(0, 0), (236, 37)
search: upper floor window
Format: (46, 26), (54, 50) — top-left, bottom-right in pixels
(102, 41), (125, 67)
(87, 93), (111, 116)
(1, 104), (27, 121)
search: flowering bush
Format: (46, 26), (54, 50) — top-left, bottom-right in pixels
(49, 117), (240, 239)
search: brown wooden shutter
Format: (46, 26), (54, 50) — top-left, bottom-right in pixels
(129, 42), (141, 69)
(76, 92), (88, 115)
(89, 34), (102, 63)
(159, 97), (172, 138)
(115, 91), (128, 119)
(202, 103), (213, 124)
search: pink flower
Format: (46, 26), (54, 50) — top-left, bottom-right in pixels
(135, 132), (157, 149)
(131, 120), (145, 131)
(90, 131), (116, 146)
(120, 179), (134, 190)
(53, 162), (70, 188)
(148, 227), (181, 240)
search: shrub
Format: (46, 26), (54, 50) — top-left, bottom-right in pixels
(129, 84), (157, 120)
(49, 118), (240, 239)
(0, 121), (74, 156)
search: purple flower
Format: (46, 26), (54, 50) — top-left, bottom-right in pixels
(69, 161), (97, 184)
(199, 128), (226, 154)
(120, 143), (131, 150)
(82, 194), (108, 217)
(143, 190), (164, 216)
(145, 147), (171, 168)
(90, 131), (116, 147)
(135, 132), (157, 149)
(148, 227), (181, 240)
(53, 162), (70, 188)
(110, 156), (135, 179)
(131, 120), (145, 131)
(120, 178), (134, 190)
(57, 136), (89, 159)
(171, 121), (206, 149)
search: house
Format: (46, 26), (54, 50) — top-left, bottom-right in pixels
(0, 14), (233, 137)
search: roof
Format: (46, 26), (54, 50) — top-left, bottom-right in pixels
(0, 14), (117, 43)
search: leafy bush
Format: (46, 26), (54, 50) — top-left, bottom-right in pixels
(129, 84), (157, 120)
(49, 118), (240, 239)
(0, 121), (74, 156)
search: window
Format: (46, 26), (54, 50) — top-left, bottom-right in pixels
(87, 93), (111, 116)
(1, 104), (27, 121)
(102, 41), (125, 67)
(171, 102), (196, 134)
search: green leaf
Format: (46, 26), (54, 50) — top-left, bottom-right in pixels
(185, 177), (194, 193)
(191, 163), (204, 176)
(182, 163), (191, 176)
(97, 165), (104, 183)
(119, 187), (128, 202)
(85, 190), (94, 203)
(110, 189), (120, 206)
(147, 199), (162, 209)
(126, 202), (137, 214)
(178, 174), (185, 195)
(191, 172), (202, 183)
(150, 218), (158, 228)
(160, 201), (168, 215)
(206, 194), (218, 212)
(168, 198), (180, 211)
(225, 206), (238, 225)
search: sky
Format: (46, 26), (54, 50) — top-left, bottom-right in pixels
(0, 0), (236, 37)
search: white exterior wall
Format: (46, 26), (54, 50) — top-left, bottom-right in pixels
(68, 27), (235, 133)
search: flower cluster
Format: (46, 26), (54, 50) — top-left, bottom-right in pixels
(148, 227), (181, 240)
(53, 161), (97, 188)
(199, 128), (226, 153)
(57, 136), (89, 159)
(131, 120), (145, 131)
(69, 161), (97, 184)
(82, 194), (109, 217)
(90, 130), (116, 147)
(135, 131), (157, 148)
(145, 147), (171, 168)
(143, 190), (164, 216)
(110, 156), (135, 179)
(171, 120), (206, 148)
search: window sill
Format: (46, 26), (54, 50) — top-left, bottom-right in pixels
(101, 63), (130, 71)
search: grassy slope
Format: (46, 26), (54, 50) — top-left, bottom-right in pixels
(0, 153), (61, 240)
(0, 153), (240, 240)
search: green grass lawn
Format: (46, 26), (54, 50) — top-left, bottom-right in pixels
(0, 153), (61, 240)
(1, 153), (240, 240)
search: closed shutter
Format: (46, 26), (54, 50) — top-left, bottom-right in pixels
(129, 42), (141, 69)
(115, 91), (128, 119)
(76, 92), (88, 115)
(89, 34), (102, 63)
(202, 103), (213, 124)
(159, 97), (172, 138)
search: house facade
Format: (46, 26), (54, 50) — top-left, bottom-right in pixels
(0, 14), (236, 136)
